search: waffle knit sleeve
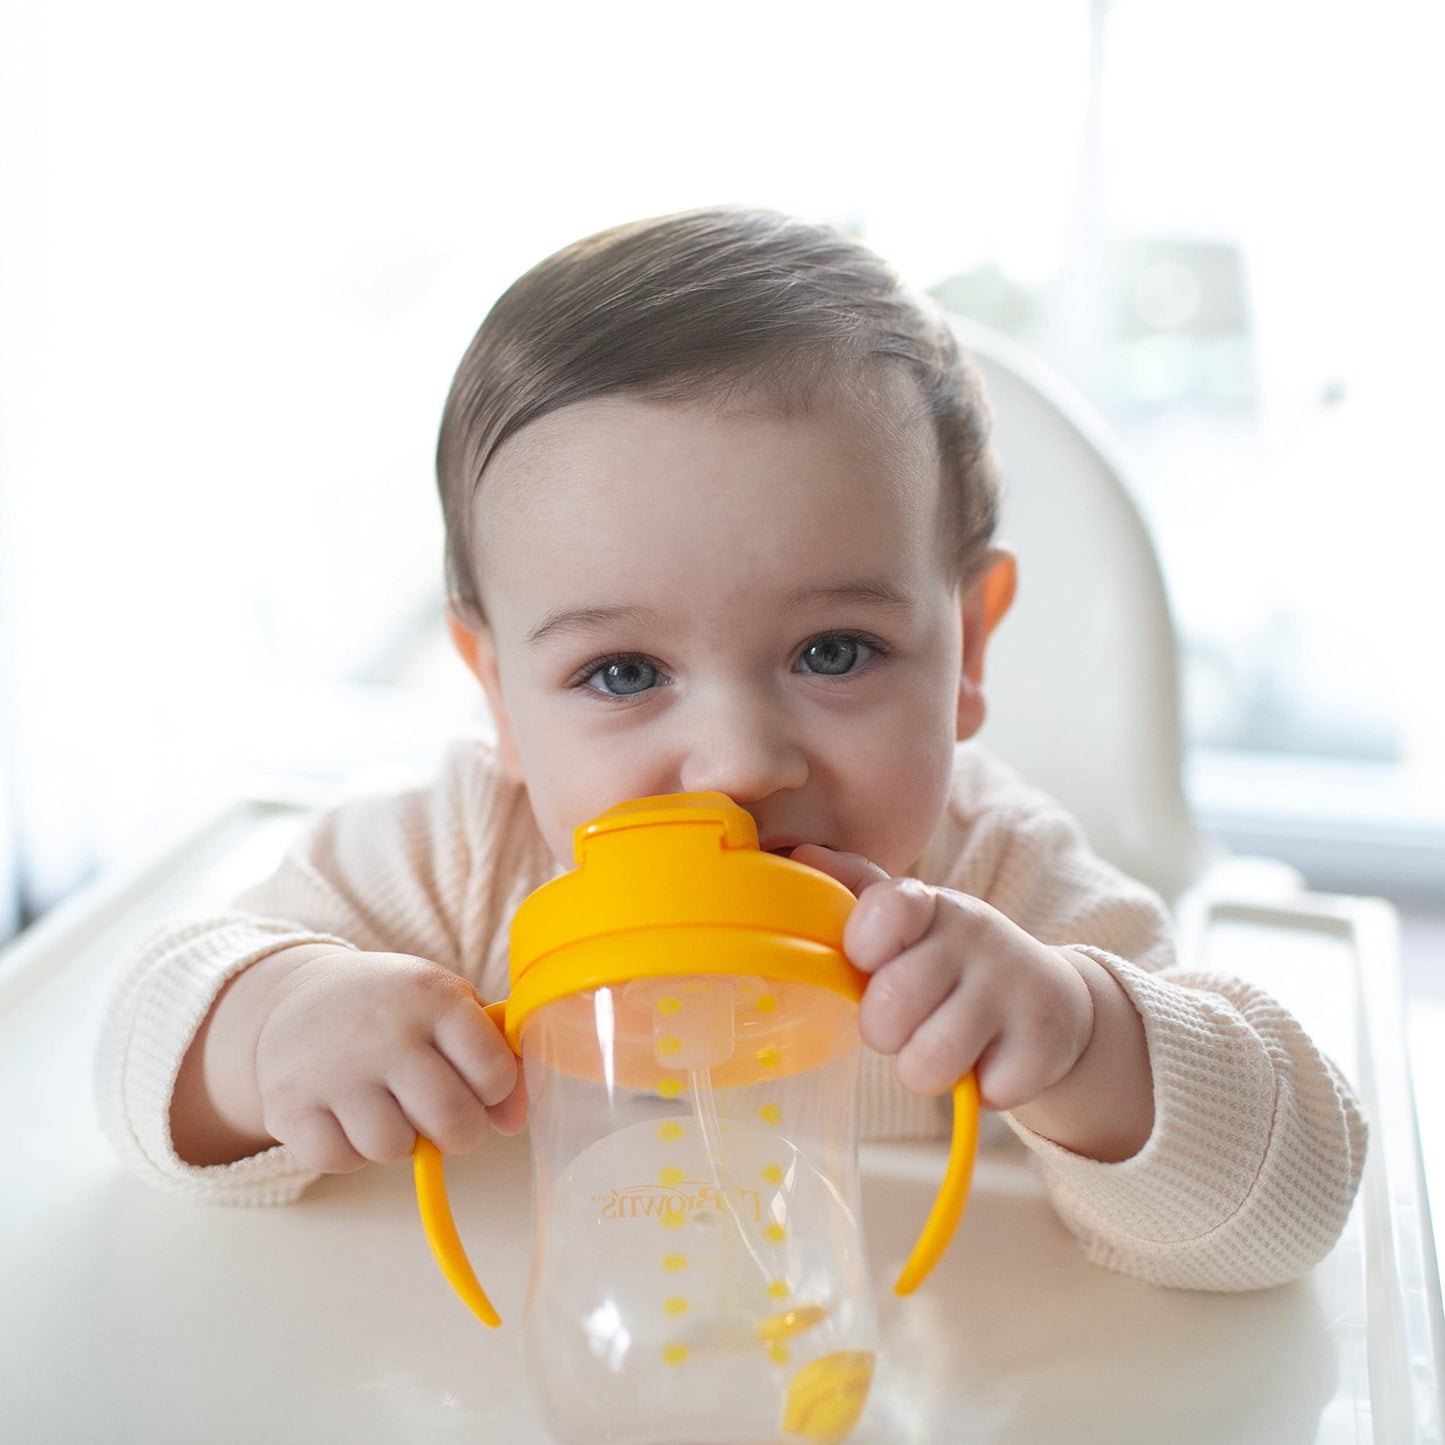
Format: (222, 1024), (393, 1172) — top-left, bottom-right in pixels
(93, 740), (555, 1205)
(920, 747), (1367, 1291)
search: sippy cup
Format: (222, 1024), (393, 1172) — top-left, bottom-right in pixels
(413, 793), (979, 1445)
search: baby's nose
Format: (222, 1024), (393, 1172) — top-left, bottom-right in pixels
(676, 698), (808, 803)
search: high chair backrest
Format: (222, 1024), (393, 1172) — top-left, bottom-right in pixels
(954, 318), (1211, 902)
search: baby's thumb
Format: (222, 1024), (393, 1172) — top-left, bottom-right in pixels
(487, 1076), (529, 1136)
(789, 843), (891, 898)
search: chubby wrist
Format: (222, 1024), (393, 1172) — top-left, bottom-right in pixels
(1009, 948), (1155, 1164)
(229, 941), (353, 1025)
(171, 942), (354, 1165)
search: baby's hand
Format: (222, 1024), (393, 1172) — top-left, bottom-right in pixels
(251, 950), (524, 1173)
(791, 846), (1093, 1112)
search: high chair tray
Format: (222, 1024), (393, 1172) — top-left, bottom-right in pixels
(1, 797), (1441, 1443)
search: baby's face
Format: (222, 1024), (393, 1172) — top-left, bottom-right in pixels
(468, 380), (980, 875)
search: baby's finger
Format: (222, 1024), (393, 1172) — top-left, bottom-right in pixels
(789, 844), (890, 898)
(893, 989), (997, 1098)
(279, 1105), (368, 1174)
(332, 1085), (419, 1164)
(859, 941), (965, 1055)
(485, 1081), (529, 1137)
(433, 995), (521, 1108)
(843, 877), (939, 973)
(388, 1045), (493, 1156)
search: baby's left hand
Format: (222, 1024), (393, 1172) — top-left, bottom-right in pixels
(792, 845), (1094, 1112)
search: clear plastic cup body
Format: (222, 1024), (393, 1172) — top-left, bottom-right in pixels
(519, 977), (878, 1445)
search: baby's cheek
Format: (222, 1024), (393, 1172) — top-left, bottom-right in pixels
(857, 746), (954, 876)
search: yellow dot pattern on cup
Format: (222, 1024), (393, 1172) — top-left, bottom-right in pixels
(661, 1208), (686, 1231)
(755, 1046), (780, 1068)
(658, 995), (681, 1015)
(657, 1120), (683, 1142)
(765, 1222), (787, 1243)
(663, 1344), (688, 1366)
(663, 1253), (688, 1273)
(659, 1165), (684, 1187)
(757, 1304), (828, 1341)
(769, 1342), (791, 1365)
(658, 1035), (681, 1056)
(768, 1279), (790, 1300)
(664, 1296), (689, 1316)
(759, 1103), (782, 1125)
(762, 1164), (784, 1186)
(756, 993), (778, 1013)
(657, 1077), (684, 1099)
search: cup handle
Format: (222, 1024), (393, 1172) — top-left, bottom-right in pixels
(892, 1071), (980, 1296)
(412, 998), (515, 1328)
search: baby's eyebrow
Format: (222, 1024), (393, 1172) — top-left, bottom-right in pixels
(526, 604), (665, 646)
(525, 581), (913, 647)
(784, 580), (916, 612)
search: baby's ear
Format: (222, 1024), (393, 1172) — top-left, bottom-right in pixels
(445, 605), (525, 780)
(980, 548), (1017, 646)
(956, 548), (1017, 741)
(446, 605), (483, 678)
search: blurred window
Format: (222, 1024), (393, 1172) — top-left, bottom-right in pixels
(2, 0), (1440, 939)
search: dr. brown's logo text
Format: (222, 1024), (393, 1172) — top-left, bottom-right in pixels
(593, 1182), (763, 1224)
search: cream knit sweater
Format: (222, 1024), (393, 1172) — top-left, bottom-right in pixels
(95, 740), (1365, 1292)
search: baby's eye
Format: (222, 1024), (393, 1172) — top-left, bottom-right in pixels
(796, 633), (876, 677)
(579, 655), (664, 697)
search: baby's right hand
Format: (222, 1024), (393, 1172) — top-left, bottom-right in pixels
(252, 950), (524, 1173)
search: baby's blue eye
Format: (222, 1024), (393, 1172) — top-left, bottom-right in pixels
(797, 635), (872, 676)
(584, 656), (661, 696)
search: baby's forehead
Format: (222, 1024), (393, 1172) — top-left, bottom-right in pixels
(469, 371), (947, 623)
(488, 358), (932, 486)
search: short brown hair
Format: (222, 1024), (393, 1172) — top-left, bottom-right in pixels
(437, 207), (999, 623)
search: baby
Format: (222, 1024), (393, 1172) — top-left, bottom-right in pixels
(97, 207), (1365, 1292)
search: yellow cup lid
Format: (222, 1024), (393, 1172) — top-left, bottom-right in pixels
(503, 792), (865, 1048)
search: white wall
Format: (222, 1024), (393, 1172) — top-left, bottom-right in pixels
(1, 0), (1441, 933)
(0, 1), (1097, 920)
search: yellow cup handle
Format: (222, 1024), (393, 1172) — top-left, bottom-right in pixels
(412, 999), (513, 1328)
(415, 1009), (977, 1324)
(892, 1072), (980, 1296)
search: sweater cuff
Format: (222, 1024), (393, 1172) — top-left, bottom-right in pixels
(1002, 948), (1278, 1249)
(96, 916), (355, 1205)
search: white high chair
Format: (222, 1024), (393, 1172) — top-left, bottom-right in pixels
(955, 316), (1210, 904)
(951, 317), (1386, 921)
(0, 324), (1438, 1444)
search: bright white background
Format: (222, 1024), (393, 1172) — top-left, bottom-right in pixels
(1, 0), (1442, 942)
